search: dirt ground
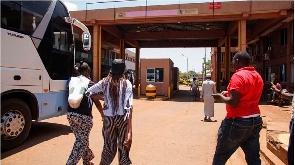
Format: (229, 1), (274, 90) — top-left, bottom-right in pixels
(2, 85), (274, 165)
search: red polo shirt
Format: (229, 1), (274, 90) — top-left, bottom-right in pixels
(226, 67), (264, 118)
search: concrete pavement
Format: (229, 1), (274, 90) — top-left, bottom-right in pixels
(260, 104), (292, 165)
(137, 85), (292, 165)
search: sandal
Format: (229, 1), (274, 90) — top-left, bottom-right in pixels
(207, 118), (213, 122)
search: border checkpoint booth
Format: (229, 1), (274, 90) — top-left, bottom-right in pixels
(139, 58), (179, 99)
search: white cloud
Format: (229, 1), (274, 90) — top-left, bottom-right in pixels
(63, 1), (78, 11)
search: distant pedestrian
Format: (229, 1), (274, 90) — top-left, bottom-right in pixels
(270, 82), (293, 165)
(190, 78), (199, 101)
(212, 51), (264, 165)
(200, 75), (216, 122)
(86, 59), (133, 165)
(66, 61), (103, 165)
(126, 70), (134, 87)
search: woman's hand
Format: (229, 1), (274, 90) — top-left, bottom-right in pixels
(123, 132), (132, 147)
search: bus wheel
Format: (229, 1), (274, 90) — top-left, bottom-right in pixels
(1, 99), (32, 150)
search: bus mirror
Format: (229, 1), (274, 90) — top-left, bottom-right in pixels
(82, 32), (91, 51)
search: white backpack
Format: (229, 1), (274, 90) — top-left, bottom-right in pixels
(68, 76), (90, 109)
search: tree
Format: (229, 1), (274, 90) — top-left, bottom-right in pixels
(188, 70), (197, 78)
(205, 60), (211, 74)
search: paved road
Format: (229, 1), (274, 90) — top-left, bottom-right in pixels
(2, 85), (269, 165)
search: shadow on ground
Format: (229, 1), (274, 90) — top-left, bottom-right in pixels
(2, 121), (71, 157)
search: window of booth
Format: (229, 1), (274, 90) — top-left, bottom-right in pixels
(146, 68), (155, 82)
(146, 68), (164, 82)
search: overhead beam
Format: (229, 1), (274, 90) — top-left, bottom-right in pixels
(125, 40), (139, 48)
(139, 40), (218, 48)
(102, 25), (124, 39)
(218, 38), (225, 47)
(247, 17), (285, 44)
(124, 30), (225, 40)
(226, 21), (238, 36)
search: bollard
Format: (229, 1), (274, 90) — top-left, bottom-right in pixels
(146, 84), (156, 98)
(168, 86), (171, 99)
(138, 84), (141, 97)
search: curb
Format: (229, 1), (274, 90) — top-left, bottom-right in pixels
(259, 128), (286, 165)
(137, 96), (169, 101)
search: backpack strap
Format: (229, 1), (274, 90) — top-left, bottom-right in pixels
(193, 81), (197, 86)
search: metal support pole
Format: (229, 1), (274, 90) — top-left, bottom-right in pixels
(204, 47), (207, 78)
(186, 57), (188, 79)
(203, 47), (207, 81)
(182, 54), (188, 80)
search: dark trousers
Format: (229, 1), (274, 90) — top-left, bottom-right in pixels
(213, 116), (263, 165)
(289, 118), (294, 165)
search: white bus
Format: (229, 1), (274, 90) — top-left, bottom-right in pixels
(1, 0), (91, 150)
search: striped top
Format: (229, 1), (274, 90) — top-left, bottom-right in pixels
(86, 78), (133, 117)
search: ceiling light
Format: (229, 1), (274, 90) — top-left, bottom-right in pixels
(205, 23), (210, 30)
(136, 26), (141, 33)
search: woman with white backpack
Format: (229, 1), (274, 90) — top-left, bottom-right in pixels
(86, 59), (133, 165)
(66, 61), (103, 165)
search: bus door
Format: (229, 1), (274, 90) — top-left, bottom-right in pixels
(40, 27), (73, 120)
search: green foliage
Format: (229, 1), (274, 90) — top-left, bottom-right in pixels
(179, 77), (192, 86)
(198, 80), (203, 86)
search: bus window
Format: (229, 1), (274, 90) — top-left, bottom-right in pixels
(53, 27), (60, 50)
(21, 7), (42, 34)
(60, 29), (68, 51)
(1, 1), (21, 31)
(53, 27), (69, 52)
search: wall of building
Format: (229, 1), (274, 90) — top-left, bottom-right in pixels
(250, 21), (294, 92)
(211, 20), (294, 92)
(125, 49), (136, 71)
(140, 58), (174, 96)
(211, 47), (237, 87)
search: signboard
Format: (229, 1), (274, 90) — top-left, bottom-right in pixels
(209, 2), (221, 9)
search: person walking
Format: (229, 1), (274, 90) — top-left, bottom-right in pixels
(211, 51), (264, 165)
(190, 77), (199, 101)
(270, 82), (294, 165)
(66, 61), (104, 165)
(200, 75), (217, 122)
(86, 59), (133, 165)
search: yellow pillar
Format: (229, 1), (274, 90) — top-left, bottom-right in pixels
(238, 20), (247, 51)
(225, 36), (231, 81)
(135, 47), (140, 88)
(93, 24), (102, 82)
(120, 39), (125, 60)
(216, 47), (221, 91)
(138, 84), (141, 96)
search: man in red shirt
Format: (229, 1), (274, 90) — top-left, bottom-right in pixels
(212, 51), (264, 165)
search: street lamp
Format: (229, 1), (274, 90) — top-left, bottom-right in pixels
(182, 54), (188, 80)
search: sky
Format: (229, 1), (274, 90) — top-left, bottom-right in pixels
(62, 0), (221, 73)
